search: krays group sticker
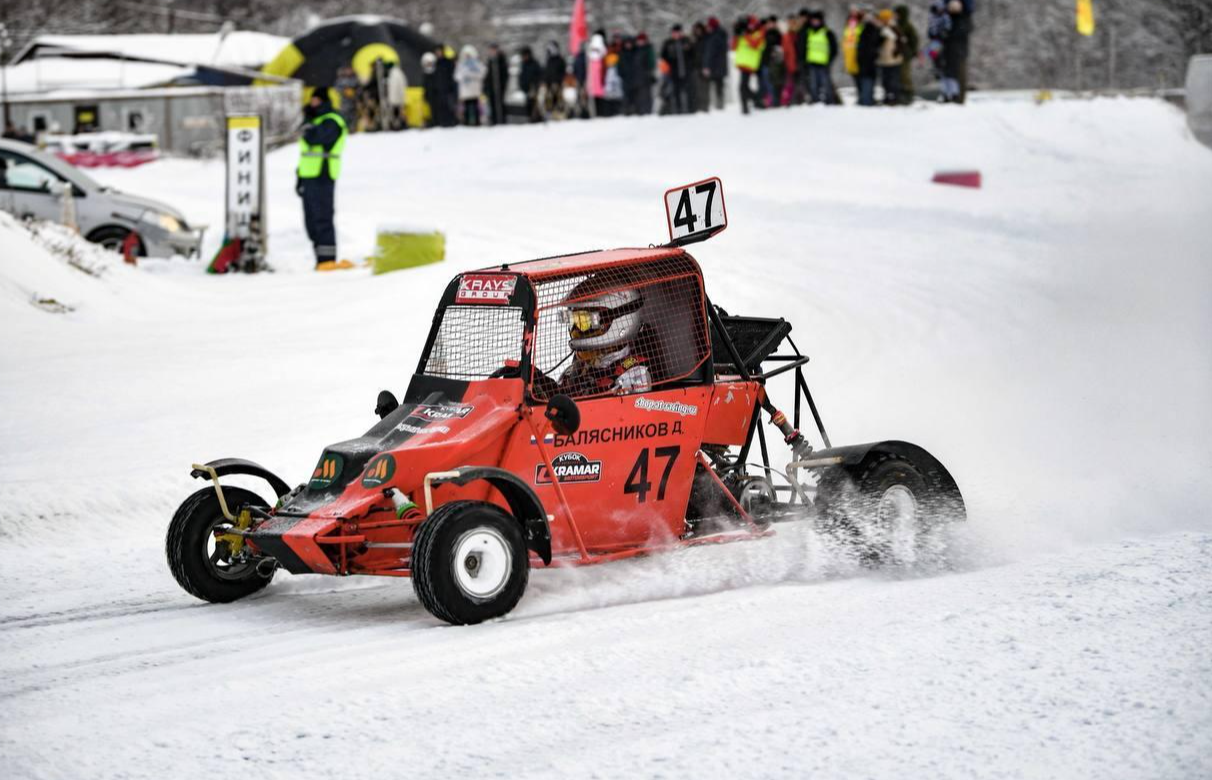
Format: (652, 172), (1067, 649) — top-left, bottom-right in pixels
(456, 274), (516, 305)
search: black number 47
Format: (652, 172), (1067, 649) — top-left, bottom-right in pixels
(672, 182), (716, 235)
(624, 446), (680, 503)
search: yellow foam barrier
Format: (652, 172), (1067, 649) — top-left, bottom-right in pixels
(368, 228), (445, 275)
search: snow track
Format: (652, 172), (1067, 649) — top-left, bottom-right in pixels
(2, 98), (1211, 778)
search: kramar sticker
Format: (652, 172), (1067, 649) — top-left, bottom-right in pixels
(407, 403), (474, 421)
(535, 452), (603, 485)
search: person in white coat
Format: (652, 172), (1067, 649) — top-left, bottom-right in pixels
(386, 62), (407, 129)
(454, 45), (486, 126)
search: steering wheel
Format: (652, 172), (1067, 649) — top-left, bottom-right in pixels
(488, 363), (522, 379)
(488, 362), (561, 399)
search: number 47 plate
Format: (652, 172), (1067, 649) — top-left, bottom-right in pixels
(664, 177), (727, 246)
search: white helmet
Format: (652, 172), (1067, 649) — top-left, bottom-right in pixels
(561, 287), (644, 355)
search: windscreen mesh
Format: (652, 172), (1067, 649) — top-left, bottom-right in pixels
(530, 255), (710, 401)
(422, 305), (525, 380)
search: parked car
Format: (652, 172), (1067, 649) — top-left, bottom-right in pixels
(0, 138), (201, 258)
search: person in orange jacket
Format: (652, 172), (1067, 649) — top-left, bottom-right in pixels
(733, 16), (767, 114)
(781, 15), (800, 106)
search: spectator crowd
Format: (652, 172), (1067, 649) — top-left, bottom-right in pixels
(305, 1), (976, 134)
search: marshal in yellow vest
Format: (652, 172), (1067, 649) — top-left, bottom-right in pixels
(297, 112), (348, 180)
(806, 28), (830, 65)
(735, 35), (765, 71)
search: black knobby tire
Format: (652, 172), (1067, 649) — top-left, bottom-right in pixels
(817, 454), (936, 566)
(411, 501), (530, 625)
(166, 487), (273, 603)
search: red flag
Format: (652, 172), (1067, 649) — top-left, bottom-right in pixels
(569, 0), (588, 56)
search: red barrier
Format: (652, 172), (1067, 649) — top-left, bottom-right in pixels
(932, 170), (982, 188)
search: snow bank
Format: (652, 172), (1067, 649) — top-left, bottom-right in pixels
(0, 213), (126, 317)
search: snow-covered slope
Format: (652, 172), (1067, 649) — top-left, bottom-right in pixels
(1, 98), (1210, 779)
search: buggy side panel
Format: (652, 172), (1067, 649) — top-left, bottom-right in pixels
(500, 386), (713, 555)
(702, 381), (763, 446)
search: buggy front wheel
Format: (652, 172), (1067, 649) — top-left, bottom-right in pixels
(411, 501), (529, 625)
(166, 486), (274, 603)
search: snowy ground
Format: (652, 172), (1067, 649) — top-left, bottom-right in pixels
(2, 98), (1211, 779)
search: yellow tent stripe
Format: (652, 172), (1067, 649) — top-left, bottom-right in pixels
(257, 43), (306, 84)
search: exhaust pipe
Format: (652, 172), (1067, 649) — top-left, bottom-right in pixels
(255, 558), (278, 579)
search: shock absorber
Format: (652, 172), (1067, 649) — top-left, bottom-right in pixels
(762, 398), (813, 461)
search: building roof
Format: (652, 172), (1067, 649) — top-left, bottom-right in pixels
(14, 31), (289, 70)
(1, 58), (193, 97)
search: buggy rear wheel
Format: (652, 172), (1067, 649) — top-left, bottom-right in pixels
(166, 487), (274, 603)
(411, 501), (529, 625)
(817, 455), (946, 566)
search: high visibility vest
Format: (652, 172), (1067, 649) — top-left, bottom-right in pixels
(735, 34), (765, 72)
(297, 112), (348, 180)
(806, 28), (830, 65)
(843, 23), (862, 75)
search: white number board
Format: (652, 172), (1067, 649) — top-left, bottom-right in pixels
(664, 177), (727, 244)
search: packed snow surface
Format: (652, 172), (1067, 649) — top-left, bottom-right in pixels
(2, 98), (1211, 779)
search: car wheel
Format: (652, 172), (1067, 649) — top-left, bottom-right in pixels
(88, 226), (144, 256)
(411, 501), (529, 625)
(166, 487), (274, 603)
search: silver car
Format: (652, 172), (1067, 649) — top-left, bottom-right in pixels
(0, 138), (202, 258)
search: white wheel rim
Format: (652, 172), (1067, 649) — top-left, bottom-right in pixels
(879, 484), (919, 562)
(452, 527), (512, 600)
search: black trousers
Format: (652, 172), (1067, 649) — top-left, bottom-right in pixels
(300, 179), (336, 264)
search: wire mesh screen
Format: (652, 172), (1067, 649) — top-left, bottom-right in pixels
(530, 255), (710, 401)
(422, 305), (525, 380)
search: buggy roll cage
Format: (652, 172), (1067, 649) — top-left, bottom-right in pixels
(705, 301), (832, 495)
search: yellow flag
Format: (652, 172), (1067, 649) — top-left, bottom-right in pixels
(1076, 0), (1095, 36)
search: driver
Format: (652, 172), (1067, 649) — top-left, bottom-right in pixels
(557, 284), (653, 397)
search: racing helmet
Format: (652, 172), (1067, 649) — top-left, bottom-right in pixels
(560, 284), (644, 357)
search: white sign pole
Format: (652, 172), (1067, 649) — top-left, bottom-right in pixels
(224, 114), (266, 270)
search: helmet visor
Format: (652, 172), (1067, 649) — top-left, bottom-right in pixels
(560, 307), (606, 334)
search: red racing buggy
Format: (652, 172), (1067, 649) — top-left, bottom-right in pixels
(168, 180), (964, 624)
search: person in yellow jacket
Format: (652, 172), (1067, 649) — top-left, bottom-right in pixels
(733, 16), (766, 115)
(841, 6), (864, 90)
(297, 92), (350, 271)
